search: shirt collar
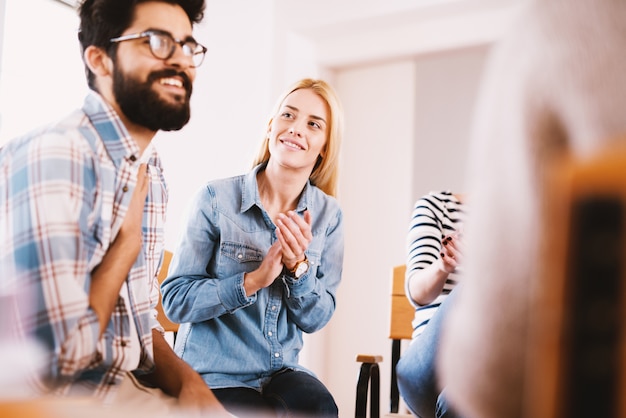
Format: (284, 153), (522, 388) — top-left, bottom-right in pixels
(82, 92), (141, 170)
(241, 163), (312, 214)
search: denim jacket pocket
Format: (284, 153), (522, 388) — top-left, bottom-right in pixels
(219, 241), (264, 277)
(221, 241), (264, 262)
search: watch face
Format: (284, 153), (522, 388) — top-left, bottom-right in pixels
(295, 261), (309, 278)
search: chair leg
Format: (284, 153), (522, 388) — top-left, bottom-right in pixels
(390, 339), (401, 413)
(355, 362), (380, 418)
(369, 362), (380, 418)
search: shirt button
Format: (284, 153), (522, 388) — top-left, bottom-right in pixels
(237, 254), (243, 259)
(271, 306), (277, 311)
(123, 186), (129, 192)
(129, 155), (137, 162)
(274, 352), (280, 358)
(120, 341), (127, 347)
(268, 331), (273, 337)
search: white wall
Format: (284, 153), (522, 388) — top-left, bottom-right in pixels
(321, 45), (488, 416)
(0, 0), (5, 73)
(0, 1), (521, 416)
(411, 46), (489, 199)
(0, 0), (87, 141)
(328, 59), (417, 414)
(153, 0), (281, 250)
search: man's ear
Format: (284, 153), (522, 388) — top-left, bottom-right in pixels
(83, 45), (114, 78)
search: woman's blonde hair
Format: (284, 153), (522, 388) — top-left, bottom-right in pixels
(252, 78), (344, 197)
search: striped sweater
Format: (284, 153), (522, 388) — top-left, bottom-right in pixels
(405, 191), (466, 338)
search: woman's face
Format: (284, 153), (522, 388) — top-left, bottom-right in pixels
(268, 88), (329, 173)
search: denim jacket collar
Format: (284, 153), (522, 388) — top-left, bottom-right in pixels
(241, 163), (312, 214)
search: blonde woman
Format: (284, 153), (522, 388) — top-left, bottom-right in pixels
(162, 78), (344, 417)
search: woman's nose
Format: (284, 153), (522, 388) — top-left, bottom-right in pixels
(288, 125), (302, 136)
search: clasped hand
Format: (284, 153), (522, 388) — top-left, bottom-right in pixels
(244, 210), (313, 294)
(275, 210), (312, 270)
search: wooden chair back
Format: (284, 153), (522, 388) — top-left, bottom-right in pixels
(156, 250), (179, 334)
(389, 265), (413, 340)
(525, 145), (626, 418)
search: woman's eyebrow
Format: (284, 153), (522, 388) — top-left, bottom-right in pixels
(283, 104), (327, 124)
(310, 114), (327, 124)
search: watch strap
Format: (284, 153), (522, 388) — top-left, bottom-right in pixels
(286, 256), (309, 277)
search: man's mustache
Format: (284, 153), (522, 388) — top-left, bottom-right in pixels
(148, 69), (193, 98)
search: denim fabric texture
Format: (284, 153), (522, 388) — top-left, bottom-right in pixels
(397, 288), (463, 418)
(160, 163), (344, 390)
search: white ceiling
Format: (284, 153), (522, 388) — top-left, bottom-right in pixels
(277, 0), (518, 37)
(47, 0), (523, 69)
(276, 0), (523, 69)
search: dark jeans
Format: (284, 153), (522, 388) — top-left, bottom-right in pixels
(396, 287), (464, 418)
(212, 369), (338, 418)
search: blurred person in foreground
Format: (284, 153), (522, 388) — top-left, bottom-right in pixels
(437, 0), (626, 417)
(161, 78), (344, 417)
(0, 0), (228, 415)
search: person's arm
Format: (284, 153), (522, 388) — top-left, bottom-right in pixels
(89, 164), (148, 335)
(10, 133), (136, 379)
(407, 234), (462, 305)
(139, 330), (229, 415)
(405, 196), (464, 306)
(161, 184), (257, 323)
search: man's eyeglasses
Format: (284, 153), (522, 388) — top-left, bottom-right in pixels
(109, 30), (207, 67)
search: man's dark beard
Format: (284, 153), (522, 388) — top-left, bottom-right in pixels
(113, 67), (193, 131)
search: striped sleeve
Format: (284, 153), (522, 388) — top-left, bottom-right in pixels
(405, 191), (466, 336)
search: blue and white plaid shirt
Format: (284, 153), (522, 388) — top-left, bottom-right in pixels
(0, 92), (168, 401)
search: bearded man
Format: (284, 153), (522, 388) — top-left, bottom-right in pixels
(0, 1), (228, 415)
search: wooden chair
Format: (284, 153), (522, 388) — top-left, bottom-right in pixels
(525, 144), (626, 418)
(156, 250), (179, 342)
(355, 264), (414, 418)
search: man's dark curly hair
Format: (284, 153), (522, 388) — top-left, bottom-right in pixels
(78, 0), (205, 90)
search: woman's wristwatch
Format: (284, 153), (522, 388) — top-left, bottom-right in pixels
(286, 256), (309, 279)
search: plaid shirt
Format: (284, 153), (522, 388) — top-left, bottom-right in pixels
(0, 93), (168, 401)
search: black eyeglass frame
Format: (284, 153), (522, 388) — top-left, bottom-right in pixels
(109, 30), (207, 67)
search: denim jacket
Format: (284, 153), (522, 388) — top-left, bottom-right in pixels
(161, 163), (344, 389)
